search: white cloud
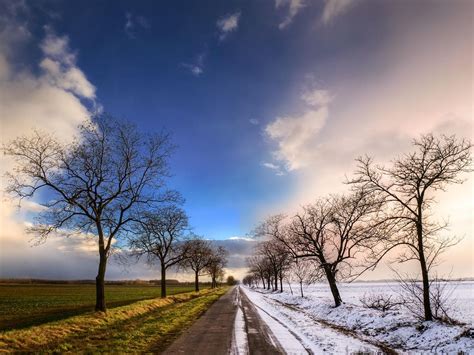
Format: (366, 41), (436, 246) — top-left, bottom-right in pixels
(301, 89), (333, 107)
(249, 118), (259, 125)
(264, 88), (331, 171)
(182, 52), (205, 76)
(275, 0), (305, 29)
(0, 6), (98, 279)
(216, 12), (241, 41)
(124, 12), (150, 39)
(321, 0), (355, 25)
(259, 3), (473, 279)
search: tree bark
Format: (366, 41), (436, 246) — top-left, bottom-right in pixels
(416, 219), (433, 321)
(300, 281), (304, 298)
(195, 271), (199, 292)
(279, 274), (283, 292)
(261, 276), (265, 289)
(274, 271), (278, 291)
(161, 264), (167, 298)
(323, 264), (342, 307)
(95, 251), (107, 312)
(266, 277), (271, 290)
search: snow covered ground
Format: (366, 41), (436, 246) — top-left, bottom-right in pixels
(243, 281), (474, 353)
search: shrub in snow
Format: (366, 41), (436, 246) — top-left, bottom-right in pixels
(359, 293), (403, 312)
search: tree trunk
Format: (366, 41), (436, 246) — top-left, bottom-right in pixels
(266, 277), (271, 290)
(300, 281), (304, 298)
(161, 264), (167, 298)
(261, 276), (265, 289)
(279, 274), (283, 293)
(416, 220), (433, 321)
(274, 271), (278, 291)
(195, 271), (199, 292)
(95, 251), (107, 312)
(212, 276), (216, 288)
(323, 264), (342, 307)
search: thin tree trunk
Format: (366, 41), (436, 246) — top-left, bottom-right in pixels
(416, 218), (433, 321)
(261, 276), (265, 289)
(300, 280), (304, 298)
(195, 271), (199, 292)
(274, 271), (278, 291)
(266, 277), (271, 290)
(323, 264), (342, 307)
(95, 251), (107, 312)
(279, 274), (283, 292)
(161, 264), (167, 298)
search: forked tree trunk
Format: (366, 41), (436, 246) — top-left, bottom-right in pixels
(323, 264), (342, 307)
(195, 271), (199, 292)
(161, 265), (167, 298)
(95, 252), (107, 312)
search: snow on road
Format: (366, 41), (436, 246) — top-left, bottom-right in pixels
(240, 286), (380, 354)
(231, 287), (249, 355)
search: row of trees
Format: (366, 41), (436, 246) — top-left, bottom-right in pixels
(128, 207), (228, 296)
(4, 116), (228, 311)
(244, 134), (472, 321)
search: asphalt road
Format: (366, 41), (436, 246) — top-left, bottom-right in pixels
(162, 286), (286, 355)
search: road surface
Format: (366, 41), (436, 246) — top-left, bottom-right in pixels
(163, 286), (385, 354)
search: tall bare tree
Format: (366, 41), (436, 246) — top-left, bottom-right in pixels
(179, 237), (213, 291)
(206, 246), (228, 288)
(3, 116), (177, 311)
(258, 191), (382, 306)
(350, 134), (472, 321)
(128, 205), (189, 298)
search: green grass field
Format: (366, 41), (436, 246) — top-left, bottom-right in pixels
(0, 287), (229, 353)
(0, 283), (205, 330)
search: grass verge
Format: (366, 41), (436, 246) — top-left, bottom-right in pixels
(0, 286), (229, 353)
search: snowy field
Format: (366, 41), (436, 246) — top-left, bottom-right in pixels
(242, 281), (474, 353)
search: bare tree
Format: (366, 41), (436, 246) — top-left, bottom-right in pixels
(289, 258), (321, 297)
(206, 246), (228, 288)
(179, 237), (213, 292)
(3, 116), (177, 311)
(255, 240), (290, 292)
(350, 134), (472, 320)
(247, 255), (272, 289)
(258, 190), (382, 306)
(128, 205), (189, 298)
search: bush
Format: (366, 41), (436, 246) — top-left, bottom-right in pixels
(226, 276), (237, 285)
(360, 293), (403, 312)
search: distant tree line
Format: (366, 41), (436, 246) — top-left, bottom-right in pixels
(243, 134), (472, 322)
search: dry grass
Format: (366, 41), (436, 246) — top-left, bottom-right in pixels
(0, 287), (229, 353)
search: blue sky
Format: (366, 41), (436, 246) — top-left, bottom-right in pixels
(1, 0), (472, 280)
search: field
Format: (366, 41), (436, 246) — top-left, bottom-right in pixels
(0, 283), (205, 330)
(241, 281), (474, 353)
(0, 287), (228, 353)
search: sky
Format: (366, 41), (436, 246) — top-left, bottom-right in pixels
(0, 0), (472, 281)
